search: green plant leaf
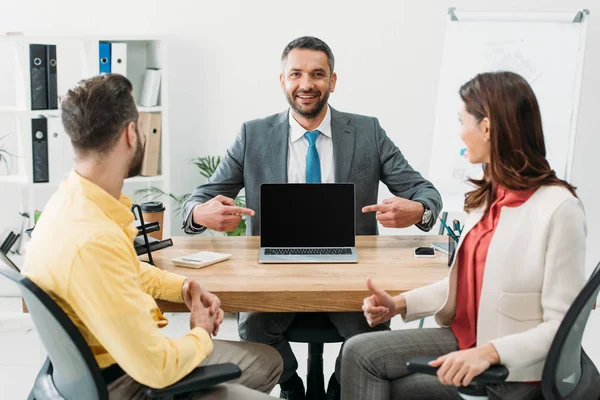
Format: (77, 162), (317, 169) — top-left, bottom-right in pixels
(133, 188), (189, 214)
(190, 155), (222, 179)
(0, 136), (15, 173)
(0, 149), (10, 172)
(225, 218), (246, 236)
(234, 196), (246, 208)
(134, 187), (168, 202)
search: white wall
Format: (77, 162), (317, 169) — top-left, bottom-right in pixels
(1, 0), (598, 243)
(1, 0), (599, 362)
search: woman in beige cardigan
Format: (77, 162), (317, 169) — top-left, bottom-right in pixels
(341, 71), (586, 400)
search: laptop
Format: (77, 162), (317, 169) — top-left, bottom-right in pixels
(259, 183), (358, 263)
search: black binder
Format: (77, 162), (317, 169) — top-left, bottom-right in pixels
(46, 45), (58, 109)
(31, 117), (49, 183)
(30, 44), (48, 110)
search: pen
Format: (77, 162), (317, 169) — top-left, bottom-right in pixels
(439, 217), (459, 243)
(453, 219), (462, 235)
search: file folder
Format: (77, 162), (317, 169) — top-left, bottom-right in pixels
(139, 69), (161, 106)
(30, 44), (48, 110)
(46, 44), (58, 109)
(99, 42), (111, 74)
(47, 116), (73, 184)
(111, 42), (127, 76)
(31, 116), (49, 183)
(139, 112), (162, 176)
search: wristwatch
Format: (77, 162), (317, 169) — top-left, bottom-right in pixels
(418, 202), (432, 226)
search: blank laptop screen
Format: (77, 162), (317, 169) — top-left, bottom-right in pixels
(260, 183), (355, 248)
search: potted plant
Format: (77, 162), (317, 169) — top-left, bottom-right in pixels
(135, 156), (246, 236)
(0, 135), (14, 175)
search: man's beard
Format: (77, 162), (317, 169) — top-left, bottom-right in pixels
(127, 129), (145, 178)
(286, 89), (330, 119)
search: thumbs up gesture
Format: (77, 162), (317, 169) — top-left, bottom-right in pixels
(362, 277), (405, 327)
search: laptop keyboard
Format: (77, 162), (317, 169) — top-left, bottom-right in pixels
(264, 248), (352, 256)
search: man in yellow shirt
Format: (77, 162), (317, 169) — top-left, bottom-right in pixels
(22, 74), (282, 399)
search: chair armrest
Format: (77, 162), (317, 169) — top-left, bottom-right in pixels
(143, 363), (241, 399)
(406, 356), (509, 383)
(30, 358), (67, 400)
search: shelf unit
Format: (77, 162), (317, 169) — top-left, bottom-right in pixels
(0, 35), (171, 243)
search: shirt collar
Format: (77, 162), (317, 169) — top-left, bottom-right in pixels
(289, 105), (332, 143)
(495, 184), (536, 203)
(66, 170), (135, 230)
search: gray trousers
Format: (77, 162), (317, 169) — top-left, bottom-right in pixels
(238, 312), (390, 383)
(341, 328), (542, 400)
(108, 340), (283, 399)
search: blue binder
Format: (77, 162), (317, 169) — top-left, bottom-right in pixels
(99, 42), (111, 74)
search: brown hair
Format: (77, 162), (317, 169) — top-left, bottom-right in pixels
(460, 71), (576, 214)
(281, 36), (335, 75)
(61, 74), (138, 156)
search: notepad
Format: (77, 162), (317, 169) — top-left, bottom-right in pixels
(172, 251), (232, 269)
(431, 242), (450, 255)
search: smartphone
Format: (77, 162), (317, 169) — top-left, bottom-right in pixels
(413, 246), (436, 258)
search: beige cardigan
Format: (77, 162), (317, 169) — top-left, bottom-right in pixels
(402, 185), (586, 382)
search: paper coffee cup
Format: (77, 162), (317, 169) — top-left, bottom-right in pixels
(140, 201), (165, 240)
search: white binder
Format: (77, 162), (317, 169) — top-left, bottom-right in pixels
(47, 116), (74, 184)
(111, 43), (127, 76)
(139, 69), (161, 107)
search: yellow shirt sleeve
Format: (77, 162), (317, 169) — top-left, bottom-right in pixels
(139, 261), (186, 303)
(67, 234), (212, 389)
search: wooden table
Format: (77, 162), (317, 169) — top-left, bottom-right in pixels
(152, 235), (450, 313)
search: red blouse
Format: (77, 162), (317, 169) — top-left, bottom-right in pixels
(451, 186), (535, 350)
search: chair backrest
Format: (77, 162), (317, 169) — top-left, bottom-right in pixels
(0, 253), (108, 400)
(542, 262), (600, 400)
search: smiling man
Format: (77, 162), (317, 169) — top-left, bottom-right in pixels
(182, 36), (442, 399)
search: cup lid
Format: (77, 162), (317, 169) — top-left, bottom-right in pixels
(140, 201), (165, 212)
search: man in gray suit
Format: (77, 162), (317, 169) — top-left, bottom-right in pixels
(182, 36), (442, 400)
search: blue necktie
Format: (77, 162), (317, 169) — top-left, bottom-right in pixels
(305, 130), (321, 183)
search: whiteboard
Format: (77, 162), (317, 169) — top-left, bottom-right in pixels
(428, 9), (589, 212)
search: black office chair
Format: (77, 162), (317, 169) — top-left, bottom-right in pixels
(407, 262), (600, 400)
(284, 313), (344, 400)
(0, 253), (240, 400)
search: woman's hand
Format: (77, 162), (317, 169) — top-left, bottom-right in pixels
(429, 343), (501, 387)
(362, 277), (405, 327)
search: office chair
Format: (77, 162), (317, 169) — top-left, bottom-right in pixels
(407, 262), (600, 400)
(284, 313), (344, 400)
(0, 253), (240, 400)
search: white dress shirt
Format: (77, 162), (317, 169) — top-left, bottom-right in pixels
(287, 106), (334, 183)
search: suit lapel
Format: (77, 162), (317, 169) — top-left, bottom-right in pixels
(268, 110), (289, 183)
(331, 107), (356, 182)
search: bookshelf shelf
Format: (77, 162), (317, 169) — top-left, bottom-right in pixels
(124, 175), (164, 184)
(0, 108), (62, 117)
(137, 106), (163, 113)
(0, 36), (171, 237)
(0, 175), (28, 184)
